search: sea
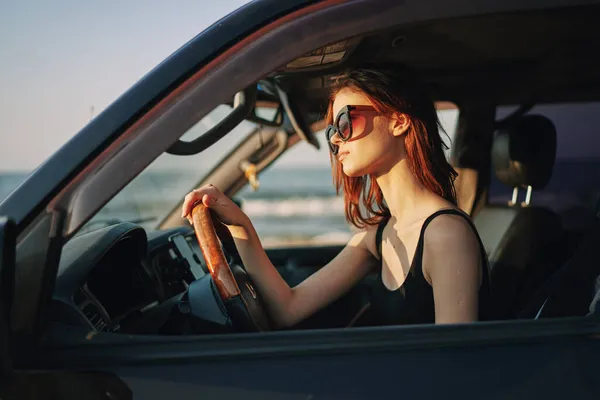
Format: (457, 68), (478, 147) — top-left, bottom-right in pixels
(0, 166), (354, 246)
(1, 160), (599, 246)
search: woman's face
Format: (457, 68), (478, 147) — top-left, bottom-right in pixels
(330, 88), (408, 177)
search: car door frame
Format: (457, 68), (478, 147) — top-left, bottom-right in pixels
(3, 1), (600, 396)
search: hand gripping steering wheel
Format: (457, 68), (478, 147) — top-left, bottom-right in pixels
(190, 203), (271, 332)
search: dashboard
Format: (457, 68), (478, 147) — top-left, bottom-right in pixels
(51, 222), (212, 334)
(49, 221), (366, 334)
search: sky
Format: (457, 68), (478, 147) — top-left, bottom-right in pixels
(1, 1), (599, 172)
(0, 0), (446, 175)
(0, 0), (252, 171)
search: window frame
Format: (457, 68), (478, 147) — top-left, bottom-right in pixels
(6, 0), (600, 370)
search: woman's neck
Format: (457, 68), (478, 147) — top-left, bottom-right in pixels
(375, 159), (431, 224)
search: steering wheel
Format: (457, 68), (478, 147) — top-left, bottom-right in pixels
(190, 203), (271, 332)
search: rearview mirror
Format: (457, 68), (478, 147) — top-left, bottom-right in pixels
(246, 92), (284, 127)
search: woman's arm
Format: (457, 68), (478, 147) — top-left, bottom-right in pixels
(421, 214), (482, 324)
(182, 185), (378, 328)
(234, 223), (378, 328)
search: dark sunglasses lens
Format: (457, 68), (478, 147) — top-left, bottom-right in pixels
(329, 142), (339, 155)
(325, 126), (338, 154)
(338, 113), (351, 140)
(325, 125), (334, 141)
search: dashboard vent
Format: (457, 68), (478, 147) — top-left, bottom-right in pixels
(82, 303), (110, 332)
(76, 287), (118, 332)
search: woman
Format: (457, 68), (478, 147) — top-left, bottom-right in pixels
(182, 64), (492, 328)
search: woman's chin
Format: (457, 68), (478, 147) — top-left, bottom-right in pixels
(342, 162), (368, 178)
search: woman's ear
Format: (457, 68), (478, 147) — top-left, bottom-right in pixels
(390, 113), (410, 137)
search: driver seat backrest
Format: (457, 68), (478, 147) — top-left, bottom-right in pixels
(518, 220), (600, 319)
(473, 115), (566, 320)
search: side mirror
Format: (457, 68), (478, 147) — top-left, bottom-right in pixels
(0, 216), (16, 379)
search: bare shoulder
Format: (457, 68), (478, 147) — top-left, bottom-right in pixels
(421, 210), (481, 282)
(423, 211), (478, 250)
(421, 210), (483, 323)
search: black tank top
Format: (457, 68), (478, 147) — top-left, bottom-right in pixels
(371, 208), (493, 325)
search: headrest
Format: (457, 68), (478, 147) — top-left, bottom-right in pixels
(492, 114), (557, 189)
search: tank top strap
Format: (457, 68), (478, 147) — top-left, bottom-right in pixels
(376, 208), (488, 270)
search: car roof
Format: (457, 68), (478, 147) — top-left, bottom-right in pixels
(275, 4), (600, 114)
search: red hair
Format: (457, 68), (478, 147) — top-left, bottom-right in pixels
(327, 64), (457, 228)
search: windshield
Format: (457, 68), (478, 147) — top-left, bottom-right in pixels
(79, 105), (258, 234)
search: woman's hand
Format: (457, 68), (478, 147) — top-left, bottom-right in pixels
(181, 184), (249, 228)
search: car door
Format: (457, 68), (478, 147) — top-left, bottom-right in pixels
(2, 0), (600, 399)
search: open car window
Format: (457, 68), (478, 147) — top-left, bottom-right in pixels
(80, 105), (259, 234)
(491, 102), (600, 217)
(237, 104), (459, 248)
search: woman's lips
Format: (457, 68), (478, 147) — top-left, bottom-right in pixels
(338, 151), (349, 162)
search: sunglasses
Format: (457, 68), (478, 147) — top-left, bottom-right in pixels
(325, 105), (377, 155)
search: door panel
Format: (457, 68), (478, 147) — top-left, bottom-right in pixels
(117, 340), (600, 399)
(3, 372), (132, 400)
(29, 324), (600, 399)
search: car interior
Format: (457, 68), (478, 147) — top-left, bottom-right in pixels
(46, 5), (600, 337)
